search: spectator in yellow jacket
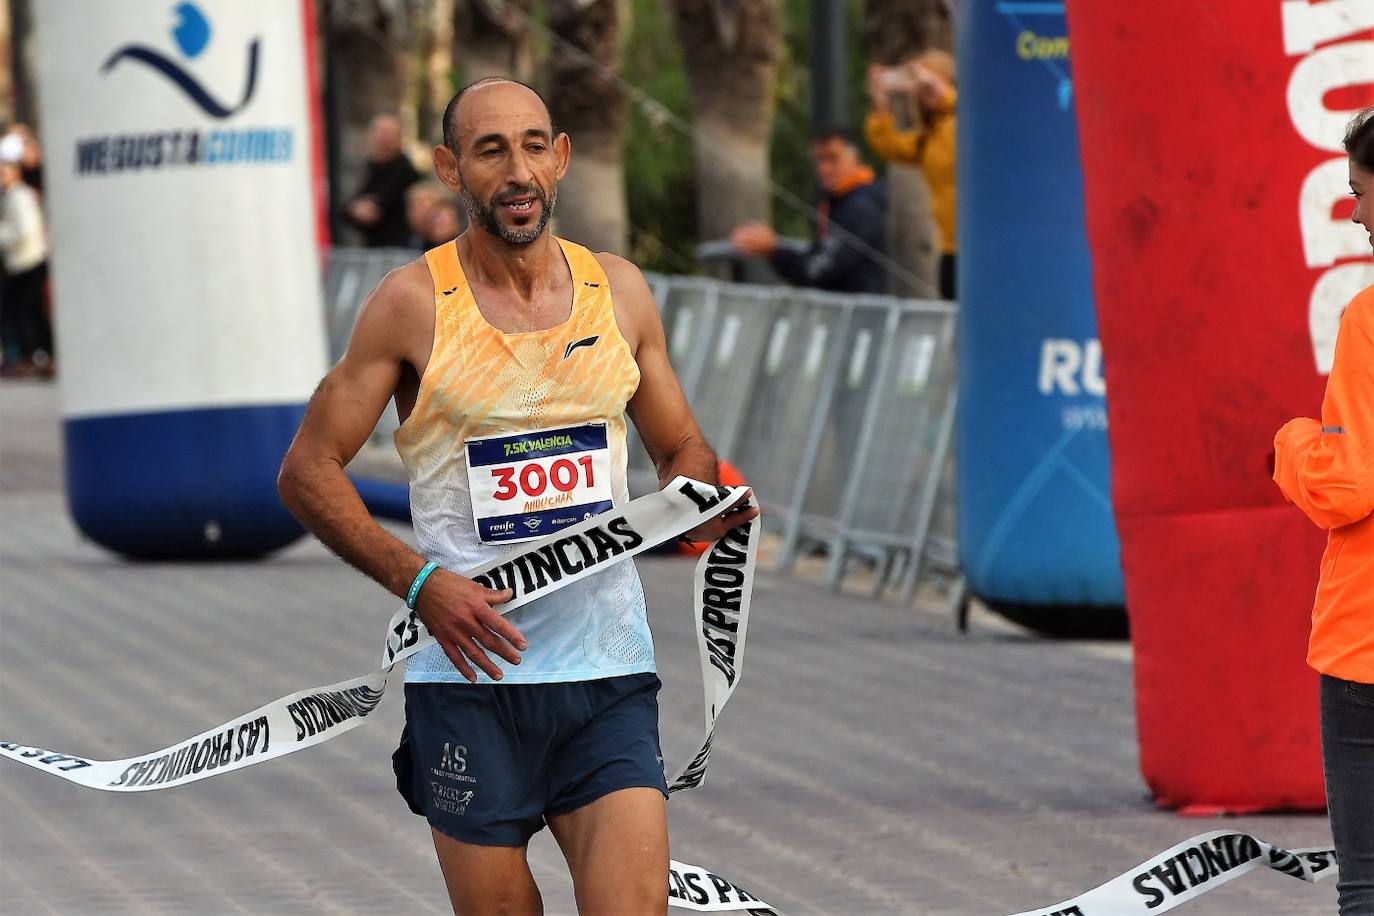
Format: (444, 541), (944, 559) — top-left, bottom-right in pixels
(865, 49), (957, 299)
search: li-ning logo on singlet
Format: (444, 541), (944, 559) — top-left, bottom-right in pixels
(563, 335), (600, 359)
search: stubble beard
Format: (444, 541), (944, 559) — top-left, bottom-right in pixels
(460, 182), (557, 247)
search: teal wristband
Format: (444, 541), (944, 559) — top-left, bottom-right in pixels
(406, 561), (440, 609)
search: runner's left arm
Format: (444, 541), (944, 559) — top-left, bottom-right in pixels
(601, 254), (759, 541)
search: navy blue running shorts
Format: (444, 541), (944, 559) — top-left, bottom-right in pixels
(393, 673), (669, 847)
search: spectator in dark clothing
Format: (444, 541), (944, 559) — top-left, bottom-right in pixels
(344, 113), (420, 248)
(423, 198), (464, 247)
(1, 124), (44, 194)
(0, 150), (52, 376)
(730, 130), (887, 294)
(404, 180), (446, 251)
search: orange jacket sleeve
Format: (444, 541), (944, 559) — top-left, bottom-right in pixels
(864, 110), (921, 164)
(1274, 307), (1374, 530)
(864, 87), (958, 166)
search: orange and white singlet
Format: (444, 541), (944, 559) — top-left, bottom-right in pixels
(395, 238), (653, 685)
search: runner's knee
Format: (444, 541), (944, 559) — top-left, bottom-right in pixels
(571, 870), (666, 916)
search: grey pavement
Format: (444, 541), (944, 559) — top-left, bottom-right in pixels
(0, 380), (1339, 915)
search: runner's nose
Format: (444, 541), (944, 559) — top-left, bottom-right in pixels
(506, 151), (535, 190)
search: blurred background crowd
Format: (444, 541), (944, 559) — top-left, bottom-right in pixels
(0, 0), (961, 379)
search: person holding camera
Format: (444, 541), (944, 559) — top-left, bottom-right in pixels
(865, 49), (957, 300)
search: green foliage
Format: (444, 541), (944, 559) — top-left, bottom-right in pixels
(621, 0), (878, 272)
(621, 0), (701, 273)
(417, 0), (880, 274)
(770, 0), (876, 240)
(769, 0), (815, 241)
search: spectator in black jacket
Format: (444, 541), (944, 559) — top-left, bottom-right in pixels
(344, 113), (421, 248)
(730, 129), (887, 294)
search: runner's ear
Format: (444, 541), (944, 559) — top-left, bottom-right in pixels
(554, 131), (571, 181)
(433, 144), (461, 193)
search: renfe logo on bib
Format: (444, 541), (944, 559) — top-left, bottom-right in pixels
(465, 422), (615, 544)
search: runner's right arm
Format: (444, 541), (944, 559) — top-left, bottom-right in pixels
(278, 265), (525, 681)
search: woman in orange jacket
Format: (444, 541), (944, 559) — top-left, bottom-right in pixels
(1274, 106), (1374, 916)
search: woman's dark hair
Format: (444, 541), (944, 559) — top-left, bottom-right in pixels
(1345, 106), (1374, 172)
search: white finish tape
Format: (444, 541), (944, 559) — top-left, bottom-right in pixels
(0, 477), (778, 911)
(1007, 830), (1336, 915)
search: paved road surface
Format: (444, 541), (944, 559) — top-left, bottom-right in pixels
(0, 381), (1338, 915)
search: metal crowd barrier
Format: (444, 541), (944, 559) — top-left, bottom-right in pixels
(322, 246), (963, 605)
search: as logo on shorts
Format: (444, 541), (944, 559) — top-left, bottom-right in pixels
(431, 741), (478, 785)
(440, 741), (466, 775)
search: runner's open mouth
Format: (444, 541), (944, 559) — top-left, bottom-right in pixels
(500, 197), (538, 214)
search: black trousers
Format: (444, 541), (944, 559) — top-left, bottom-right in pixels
(1322, 674), (1374, 914)
(939, 252), (957, 301)
(0, 262), (52, 362)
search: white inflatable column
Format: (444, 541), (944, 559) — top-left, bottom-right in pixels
(34, 0), (327, 557)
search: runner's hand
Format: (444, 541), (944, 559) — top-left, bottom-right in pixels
(682, 489), (758, 545)
(413, 570), (525, 682)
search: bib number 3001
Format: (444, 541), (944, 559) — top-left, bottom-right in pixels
(465, 422), (615, 544)
(490, 455), (597, 501)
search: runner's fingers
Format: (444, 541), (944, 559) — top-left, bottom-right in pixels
(472, 627), (522, 666)
(455, 633), (503, 681)
(722, 488), (754, 511)
(722, 506), (759, 525)
(687, 509), (758, 543)
(477, 607), (529, 652)
(439, 638), (479, 683)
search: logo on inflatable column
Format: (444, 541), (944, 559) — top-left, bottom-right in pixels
(997, 0), (1073, 110)
(101, 2), (259, 119)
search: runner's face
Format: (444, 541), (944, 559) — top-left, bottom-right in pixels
(450, 84), (569, 247)
(1352, 160), (1373, 255)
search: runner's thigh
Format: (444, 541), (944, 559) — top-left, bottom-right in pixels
(548, 786), (669, 916)
(431, 828), (544, 916)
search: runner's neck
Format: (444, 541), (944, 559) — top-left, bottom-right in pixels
(456, 230), (563, 304)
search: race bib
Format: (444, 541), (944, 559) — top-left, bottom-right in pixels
(465, 421), (615, 544)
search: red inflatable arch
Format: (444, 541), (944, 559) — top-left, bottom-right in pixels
(1063, 1), (1374, 811)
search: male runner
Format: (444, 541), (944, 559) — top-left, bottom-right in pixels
(277, 77), (755, 915)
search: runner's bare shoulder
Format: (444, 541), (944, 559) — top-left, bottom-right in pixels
(347, 257), (436, 370)
(592, 251), (656, 354)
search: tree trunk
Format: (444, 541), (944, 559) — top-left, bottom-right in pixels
(421, 0), (457, 141)
(861, 0), (952, 66)
(0, 0), (11, 126)
(863, 0), (953, 298)
(546, 0), (627, 255)
(7, 0), (36, 128)
(451, 0), (535, 83)
(326, 0), (414, 243)
(669, 0), (780, 245)
(886, 164), (940, 299)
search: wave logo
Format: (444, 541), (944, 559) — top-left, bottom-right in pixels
(101, 2), (259, 119)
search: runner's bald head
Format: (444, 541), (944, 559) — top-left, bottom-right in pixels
(442, 78), (556, 155)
